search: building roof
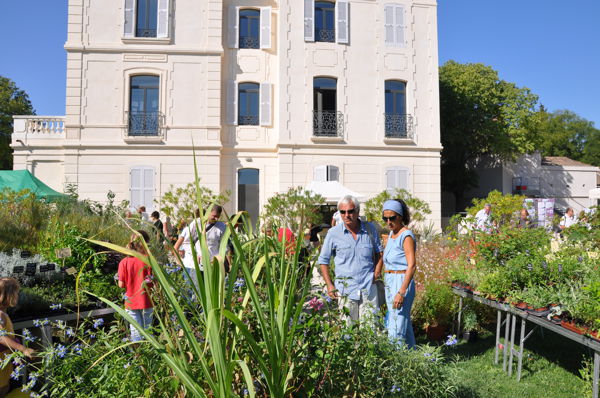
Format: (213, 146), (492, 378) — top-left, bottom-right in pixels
(541, 156), (596, 168)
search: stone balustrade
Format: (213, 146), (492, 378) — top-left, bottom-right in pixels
(12, 116), (66, 144)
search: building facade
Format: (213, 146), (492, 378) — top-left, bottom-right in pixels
(12, 0), (442, 228)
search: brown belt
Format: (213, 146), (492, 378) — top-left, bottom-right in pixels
(384, 270), (406, 274)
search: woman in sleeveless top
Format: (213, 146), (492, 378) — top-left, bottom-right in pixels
(382, 199), (416, 348)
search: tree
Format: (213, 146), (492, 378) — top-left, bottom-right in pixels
(0, 76), (35, 169)
(439, 61), (541, 211)
(159, 182), (230, 222)
(260, 186), (325, 233)
(363, 189), (431, 231)
(537, 109), (600, 167)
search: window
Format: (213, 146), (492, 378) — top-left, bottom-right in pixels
(384, 4), (405, 47)
(304, 0), (349, 44)
(239, 9), (260, 49)
(313, 77), (342, 137)
(386, 167), (409, 193)
(227, 82), (271, 126)
(238, 83), (259, 125)
(384, 80), (412, 138)
(130, 166), (155, 212)
(314, 165), (339, 182)
(315, 2), (335, 42)
(124, 0), (170, 39)
(238, 169), (259, 226)
(129, 75), (160, 135)
(228, 7), (271, 49)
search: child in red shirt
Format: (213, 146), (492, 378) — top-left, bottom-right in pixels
(118, 230), (153, 342)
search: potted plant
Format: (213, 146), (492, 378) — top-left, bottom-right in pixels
(461, 309), (478, 342)
(414, 281), (455, 341)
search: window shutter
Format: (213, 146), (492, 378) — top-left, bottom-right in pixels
(314, 165), (327, 182)
(142, 167), (155, 211)
(386, 167), (409, 192)
(157, 0), (170, 38)
(384, 4), (394, 46)
(130, 167), (143, 209)
(394, 5), (404, 47)
(259, 83), (272, 126)
(124, 0), (136, 38)
(228, 6), (239, 48)
(396, 168), (408, 190)
(327, 165), (339, 181)
(260, 7), (271, 49)
(336, 0), (349, 44)
(227, 81), (238, 125)
(304, 0), (315, 42)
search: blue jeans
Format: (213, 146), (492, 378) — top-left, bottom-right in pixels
(384, 274), (416, 348)
(126, 308), (153, 342)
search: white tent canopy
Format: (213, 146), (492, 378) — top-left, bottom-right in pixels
(305, 181), (366, 203)
(589, 188), (600, 200)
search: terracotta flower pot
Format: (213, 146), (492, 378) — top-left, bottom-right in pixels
(515, 302), (527, 310)
(426, 325), (447, 341)
(561, 320), (586, 335)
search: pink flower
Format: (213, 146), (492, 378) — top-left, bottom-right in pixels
(308, 297), (324, 312)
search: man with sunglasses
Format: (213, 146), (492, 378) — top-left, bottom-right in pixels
(318, 195), (384, 323)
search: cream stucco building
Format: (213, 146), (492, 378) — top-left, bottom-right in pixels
(12, 0), (442, 228)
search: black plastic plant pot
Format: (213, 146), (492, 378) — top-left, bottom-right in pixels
(461, 330), (478, 343)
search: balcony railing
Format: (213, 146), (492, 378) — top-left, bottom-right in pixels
(239, 36), (260, 49)
(136, 28), (157, 38)
(128, 112), (163, 136)
(313, 110), (344, 137)
(316, 29), (335, 42)
(238, 115), (259, 126)
(384, 114), (414, 139)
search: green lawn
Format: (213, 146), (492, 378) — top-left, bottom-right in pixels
(437, 327), (592, 398)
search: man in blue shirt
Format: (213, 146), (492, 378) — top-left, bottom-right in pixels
(318, 195), (383, 323)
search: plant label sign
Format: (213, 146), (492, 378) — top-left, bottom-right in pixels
(56, 248), (72, 259)
(65, 267), (77, 275)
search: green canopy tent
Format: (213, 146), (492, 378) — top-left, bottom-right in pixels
(0, 170), (67, 202)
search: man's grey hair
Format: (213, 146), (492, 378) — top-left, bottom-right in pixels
(337, 195), (360, 212)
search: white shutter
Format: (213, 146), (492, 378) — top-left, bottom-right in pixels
(327, 165), (339, 181)
(157, 0), (170, 38)
(228, 6), (239, 48)
(124, 0), (136, 38)
(304, 0), (315, 42)
(227, 81), (238, 125)
(260, 7), (271, 49)
(394, 5), (404, 47)
(384, 4), (394, 46)
(130, 167), (143, 208)
(314, 165), (327, 182)
(336, 0), (349, 44)
(142, 167), (155, 211)
(259, 83), (272, 126)
(386, 167), (409, 192)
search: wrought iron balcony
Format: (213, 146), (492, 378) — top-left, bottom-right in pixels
(384, 113), (414, 139)
(239, 36), (260, 49)
(128, 112), (163, 136)
(316, 29), (335, 42)
(313, 110), (344, 137)
(136, 28), (157, 38)
(238, 115), (259, 126)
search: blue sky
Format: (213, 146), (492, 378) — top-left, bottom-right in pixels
(1, 0), (599, 127)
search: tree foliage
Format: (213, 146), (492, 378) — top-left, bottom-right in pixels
(537, 109), (600, 167)
(439, 61), (541, 210)
(363, 189), (432, 230)
(260, 186), (325, 233)
(0, 76), (35, 169)
(159, 182), (230, 222)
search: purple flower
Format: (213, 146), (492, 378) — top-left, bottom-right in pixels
(445, 334), (458, 346)
(93, 318), (104, 329)
(307, 297), (324, 312)
(56, 344), (67, 358)
(66, 327), (75, 337)
(50, 303), (62, 310)
(72, 344), (82, 355)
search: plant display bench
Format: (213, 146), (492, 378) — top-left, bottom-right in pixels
(453, 287), (600, 398)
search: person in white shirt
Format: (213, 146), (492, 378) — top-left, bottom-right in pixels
(475, 203), (492, 232)
(193, 206), (227, 268)
(559, 207), (577, 230)
(137, 206), (150, 222)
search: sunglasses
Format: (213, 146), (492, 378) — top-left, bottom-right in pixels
(382, 215), (398, 222)
(339, 209), (356, 215)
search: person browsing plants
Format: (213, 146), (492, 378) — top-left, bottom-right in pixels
(382, 199), (416, 348)
(318, 195), (383, 324)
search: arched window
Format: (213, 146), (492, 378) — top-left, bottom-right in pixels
(238, 168), (260, 226)
(129, 75), (160, 135)
(239, 9), (260, 49)
(384, 80), (409, 138)
(238, 82), (260, 125)
(315, 1), (335, 42)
